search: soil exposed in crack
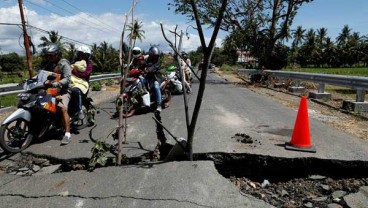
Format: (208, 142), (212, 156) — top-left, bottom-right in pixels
(231, 176), (368, 208)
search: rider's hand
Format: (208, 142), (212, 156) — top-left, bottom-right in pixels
(44, 80), (52, 87)
(51, 82), (61, 88)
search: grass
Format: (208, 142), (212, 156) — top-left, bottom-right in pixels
(0, 75), (24, 85)
(0, 94), (18, 107)
(219, 64), (241, 73)
(285, 67), (368, 76)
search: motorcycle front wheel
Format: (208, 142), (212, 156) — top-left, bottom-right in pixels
(122, 97), (136, 117)
(162, 89), (172, 108)
(0, 119), (33, 153)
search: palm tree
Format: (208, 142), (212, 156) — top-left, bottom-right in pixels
(316, 27), (328, 45)
(38, 30), (63, 48)
(65, 43), (76, 62)
(292, 26), (306, 48)
(127, 20), (145, 48)
(336, 25), (351, 45)
(92, 41), (120, 72)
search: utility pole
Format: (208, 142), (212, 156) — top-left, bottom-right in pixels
(18, 0), (33, 78)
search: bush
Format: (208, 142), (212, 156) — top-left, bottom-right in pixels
(105, 78), (115, 86)
(220, 64), (235, 72)
(90, 82), (102, 91)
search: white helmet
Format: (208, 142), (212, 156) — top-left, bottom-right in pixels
(77, 45), (91, 56)
(132, 46), (142, 58)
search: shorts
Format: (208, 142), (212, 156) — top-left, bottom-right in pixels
(58, 92), (71, 111)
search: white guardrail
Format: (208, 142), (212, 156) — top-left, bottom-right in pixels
(0, 73), (121, 97)
(237, 69), (368, 103)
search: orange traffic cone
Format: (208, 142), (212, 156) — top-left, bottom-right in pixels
(285, 96), (316, 153)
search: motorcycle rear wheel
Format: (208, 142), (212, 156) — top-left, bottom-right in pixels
(71, 105), (90, 130)
(0, 119), (33, 153)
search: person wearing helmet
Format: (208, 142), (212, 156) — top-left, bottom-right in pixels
(130, 54), (146, 91)
(180, 51), (192, 93)
(70, 45), (93, 120)
(43, 43), (72, 145)
(144, 46), (163, 112)
(132, 46), (142, 58)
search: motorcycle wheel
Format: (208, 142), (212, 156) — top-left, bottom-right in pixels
(162, 88), (172, 108)
(72, 104), (90, 130)
(122, 97), (135, 117)
(0, 119), (33, 153)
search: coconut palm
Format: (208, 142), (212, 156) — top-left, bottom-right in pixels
(336, 25), (351, 45)
(292, 26), (306, 48)
(127, 20), (145, 48)
(92, 41), (120, 73)
(65, 43), (76, 62)
(316, 27), (328, 45)
(38, 30), (63, 48)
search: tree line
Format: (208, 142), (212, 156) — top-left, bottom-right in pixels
(171, 0), (368, 70)
(0, 31), (124, 76)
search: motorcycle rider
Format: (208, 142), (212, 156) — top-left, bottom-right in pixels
(144, 46), (163, 112)
(43, 43), (72, 145)
(130, 47), (146, 90)
(70, 45), (93, 120)
(180, 51), (192, 93)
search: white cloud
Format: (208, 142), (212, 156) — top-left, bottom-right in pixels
(0, 5), (223, 55)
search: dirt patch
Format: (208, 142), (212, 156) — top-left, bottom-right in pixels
(232, 133), (253, 144)
(231, 176), (368, 208)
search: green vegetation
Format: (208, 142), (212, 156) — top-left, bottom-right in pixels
(219, 64), (237, 73)
(104, 78), (115, 86)
(0, 95), (18, 107)
(90, 81), (102, 91)
(0, 75), (24, 85)
(285, 67), (368, 76)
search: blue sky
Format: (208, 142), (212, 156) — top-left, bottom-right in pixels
(1, 0), (368, 54)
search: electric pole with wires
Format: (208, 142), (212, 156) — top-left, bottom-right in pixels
(18, 0), (33, 78)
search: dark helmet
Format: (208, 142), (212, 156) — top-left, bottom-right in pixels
(148, 46), (160, 57)
(181, 51), (188, 59)
(44, 43), (61, 56)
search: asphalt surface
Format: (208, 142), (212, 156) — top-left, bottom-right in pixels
(21, 72), (368, 161)
(0, 72), (367, 207)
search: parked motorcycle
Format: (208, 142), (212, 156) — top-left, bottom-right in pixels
(117, 68), (171, 117)
(0, 70), (97, 153)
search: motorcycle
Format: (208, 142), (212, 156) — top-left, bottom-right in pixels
(165, 66), (183, 94)
(0, 70), (97, 153)
(117, 68), (171, 117)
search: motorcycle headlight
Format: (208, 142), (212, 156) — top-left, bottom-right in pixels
(17, 93), (31, 101)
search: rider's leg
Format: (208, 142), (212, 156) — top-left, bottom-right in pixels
(153, 80), (162, 112)
(59, 93), (71, 145)
(71, 88), (84, 119)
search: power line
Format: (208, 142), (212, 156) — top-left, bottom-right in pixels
(58, 0), (121, 33)
(27, 24), (93, 47)
(0, 22), (93, 47)
(23, 0), (115, 35)
(42, 0), (118, 34)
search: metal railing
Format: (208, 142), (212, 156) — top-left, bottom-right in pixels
(237, 69), (368, 102)
(0, 73), (120, 96)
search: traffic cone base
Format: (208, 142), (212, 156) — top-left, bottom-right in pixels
(285, 96), (316, 153)
(285, 142), (316, 153)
